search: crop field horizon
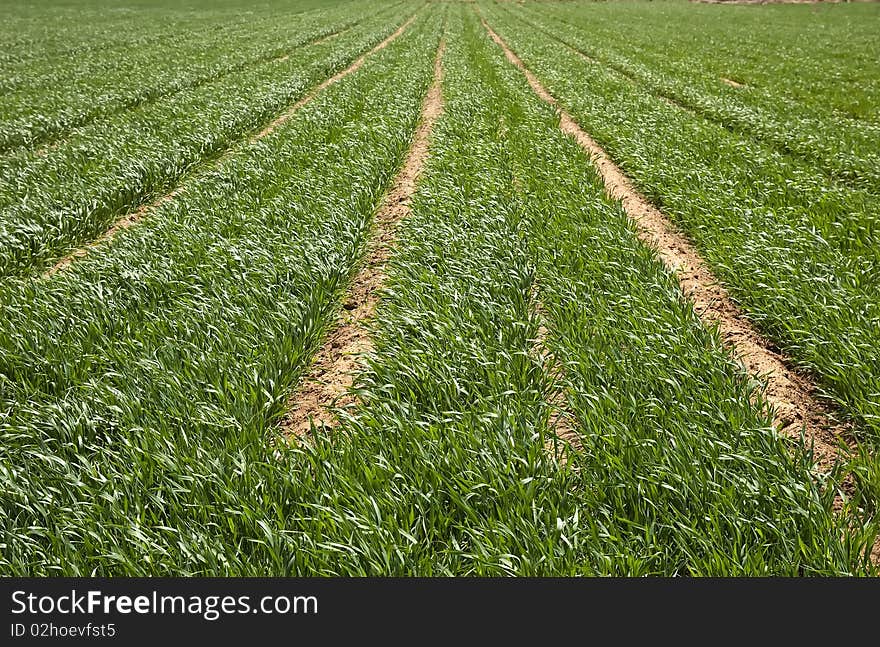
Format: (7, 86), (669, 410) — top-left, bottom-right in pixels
(0, 0), (878, 576)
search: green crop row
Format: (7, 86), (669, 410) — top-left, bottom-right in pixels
(0, 1), (875, 576)
(501, 2), (880, 194)
(0, 1), (383, 151)
(0, 5), (333, 93)
(480, 2), (880, 447)
(308, 4), (870, 575)
(0, 4), (418, 278)
(0, 2), (231, 65)
(0, 7), (442, 575)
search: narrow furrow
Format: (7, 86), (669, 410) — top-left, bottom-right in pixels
(0, 4), (390, 154)
(42, 14), (421, 280)
(528, 289), (580, 465)
(273, 27), (344, 64)
(481, 17), (851, 472)
(0, 3), (323, 69)
(281, 40), (446, 437)
(1, 9), (423, 279)
(255, 12), (420, 140)
(302, 7), (871, 574)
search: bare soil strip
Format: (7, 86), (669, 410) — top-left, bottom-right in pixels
(256, 15), (418, 139)
(529, 21), (722, 119)
(280, 41), (445, 438)
(523, 280), (581, 464)
(43, 187), (187, 277)
(41, 14), (420, 280)
(482, 19), (853, 472)
(508, 10), (875, 195)
(567, 47), (599, 66)
(572, 41), (695, 114)
(532, 311), (581, 465)
(503, 13), (733, 126)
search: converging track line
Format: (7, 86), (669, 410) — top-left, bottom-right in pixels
(481, 17), (854, 474)
(281, 39), (446, 438)
(41, 13), (421, 280)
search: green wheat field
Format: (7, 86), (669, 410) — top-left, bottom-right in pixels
(0, 0), (878, 575)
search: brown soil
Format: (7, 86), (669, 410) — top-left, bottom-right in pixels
(721, 77), (745, 88)
(526, 283), (581, 464)
(482, 19), (853, 474)
(569, 48), (599, 66)
(35, 140), (61, 157)
(275, 28), (347, 62)
(564, 39), (706, 115)
(41, 14), (420, 280)
(274, 28), (345, 62)
(279, 41), (445, 439)
(313, 29), (345, 47)
(535, 322), (582, 464)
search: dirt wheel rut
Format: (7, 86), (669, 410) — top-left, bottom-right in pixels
(281, 40), (445, 438)
(481, 17), (854, 476)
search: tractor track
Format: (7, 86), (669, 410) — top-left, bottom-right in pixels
(281, 38), (445, 438)
(498, 4), (879, 195)
(482, 16), (854, 477)
(8, 23), (360, 156)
